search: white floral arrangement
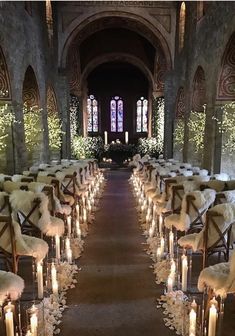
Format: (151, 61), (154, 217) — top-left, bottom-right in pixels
(157, 291), (190, 335)
(70, 237), (84, 259)
(153, 259), (172, 284)
(56, 262), (78, 292)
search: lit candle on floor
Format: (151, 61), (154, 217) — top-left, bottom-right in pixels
(156, 246), (161, 261)
(104, 131), (108, 145)
(125, 131), (128, 144)
(160, 236), (164, 258)
(159, 214), (163, 234)
(208, 304), (217, 336)
(169, 230), (174, 257)
(83, 208), (87, 223)
(76, 219), (81, 240)
(30, 312), (38, 336)
(67, 248), (72, 264)
(181, 254), (188, 292)
(55, 235), (60, 261)
(37, 262), (43, 299)
(189, 308), (197, 336)
(167, 275), (173, 293)
(53, 280), (58, 296)
(5, 307), (14, 336)
(51, 262), (58, 295)
(67, 216), (72, 238)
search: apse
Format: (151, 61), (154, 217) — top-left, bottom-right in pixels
(87, 62), (149, 143)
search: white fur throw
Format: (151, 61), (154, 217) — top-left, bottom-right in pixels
(213, 173), (230, 181)
(221, 191), (235, 204)
(178, 203), (235, 251)
(0, 271), (24, 302)
(10, 190), (64, 237)
(198, 250), (235, 296)
(165, 189), (216, 231)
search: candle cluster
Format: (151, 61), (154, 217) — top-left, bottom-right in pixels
(130, 169), (221, 336)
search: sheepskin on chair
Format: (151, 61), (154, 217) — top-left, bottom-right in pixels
(178, 203), (235, 251)
(165, 189), (216, 231)
(0, 215), (48, 263)
(198, 250), (235, 297)
(10, 190), (64, 237)
(0, 271), (24, 302)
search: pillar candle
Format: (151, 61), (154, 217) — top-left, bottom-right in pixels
(67, 248), (72, 264)
(189, 308), (197, 336)
(55, 235), (60, 261)
(30, 312), (38, 336)
(51, 262), (57, 295)
(160, 236), (164, 258)
(181, 254), (188, 292)
(67, 216), (72, 238)
(104, 131), (108, 145)
(149, 219), (155, 238)
(83, 208), (87, 223)
(5, 308), (14, 336)
(37, 262), (43, 299)
(156, 247), (161, 261)
(208, 304), (217, 336)
(125, 131), (128, 144)
(167, 275), (173, 293)
(159, 214), (163, 234)
(76, 219), (81, 240)
(169, 230), (174, 257)
(52, 280), (58, 296)
(153, 204), (156, 218)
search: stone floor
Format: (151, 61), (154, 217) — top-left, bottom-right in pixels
(60, 170), (174, 336)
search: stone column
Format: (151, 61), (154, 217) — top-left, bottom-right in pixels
(148, 86), (153, 138)
(202, 103), (216, 172)
(163, 74), (175, 159)
(41, 98), (50, 163)
(57, 72), (70, 159)
(11, 100), (28, 172)
(213, 105), (223, 173)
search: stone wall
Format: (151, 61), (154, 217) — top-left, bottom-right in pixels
(169, 1), (235, 172)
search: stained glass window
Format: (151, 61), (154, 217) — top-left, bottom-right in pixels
(87, 95), (98, 133)
(110, 96), (123, 132)
(136, 97), (148, 132)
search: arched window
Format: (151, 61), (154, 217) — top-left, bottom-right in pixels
(46, 0), (53, 45)
(136, 97), (148, 132)
(110, 96), (123, 132)
(197, 1), (204, 21)
(179, 2), (186, 51)
(87, 95), (98, 133)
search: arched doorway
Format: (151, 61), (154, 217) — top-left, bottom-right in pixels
(22, 65), (42, 165)
(188, 66), (207, 165)
(173, 87), (186, 161)
(46, 85), (62, 160)
(60, 11), (171, 154)
(0, 46), (14, 172)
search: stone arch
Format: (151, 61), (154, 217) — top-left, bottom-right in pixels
(22, 65), (40, 108)
(0, 46), (11, 101)
(61, 11), (172, 71)
(192, 66), (207, 112)
(47, 85), (58, 115)
(217, 32), (235, 101)
(175, 87), (186, 118)
(81, 53), (154, 89)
